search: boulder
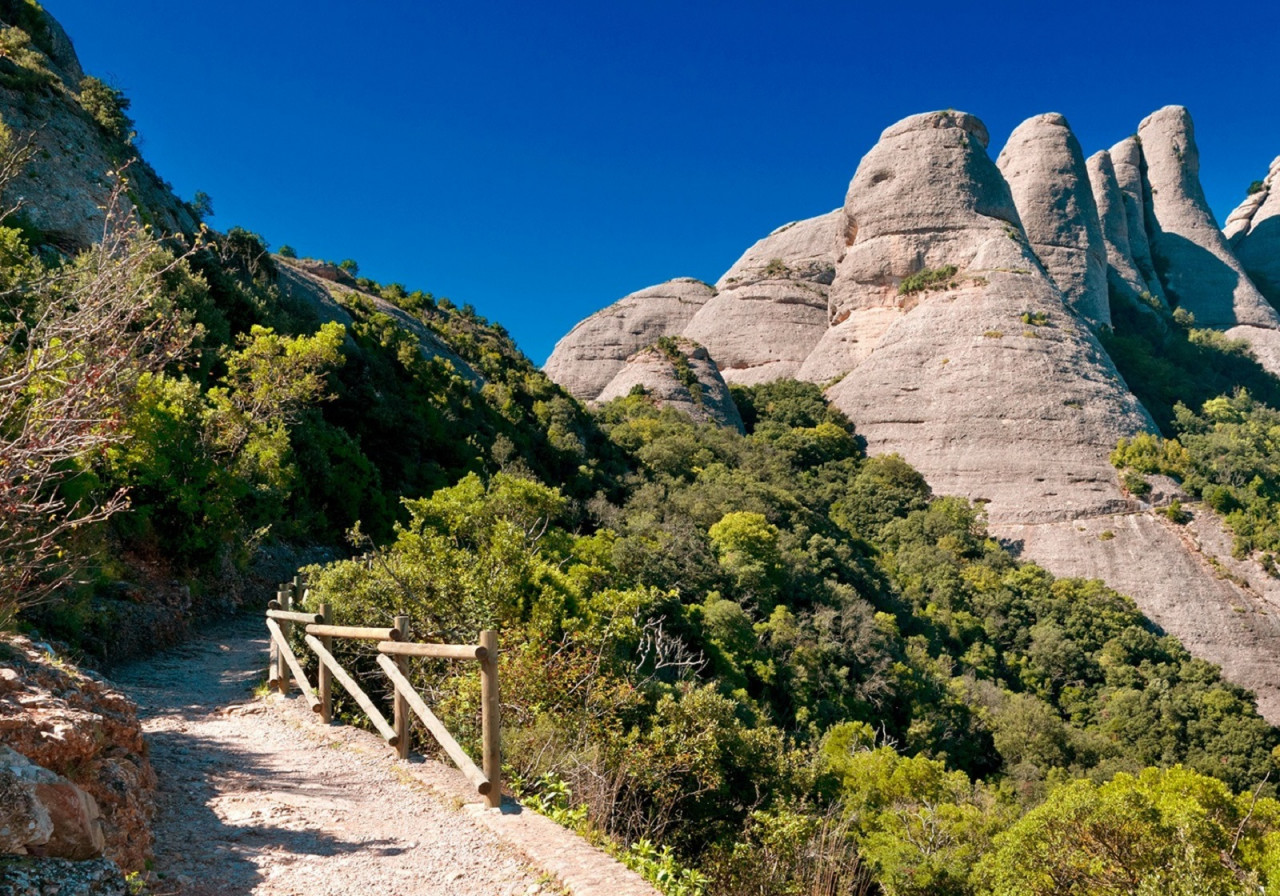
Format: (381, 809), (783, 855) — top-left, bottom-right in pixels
(1109, 136), (1168, 304)
(545, 279), (715, 400)
(684, 211), (840, 384)
(594, 338), (745, 432)
(997, 113), (1109, 325)
(814, 109), (1153, 524)
(0, 746), (104, 860)
(1225, 157), (1280, 308)
(1086, 150), (1165, 314)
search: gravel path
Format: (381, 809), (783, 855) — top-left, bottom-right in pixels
(113, 616), (553, 896)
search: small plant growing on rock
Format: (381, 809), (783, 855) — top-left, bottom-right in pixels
(1247, 180), (1265, 196)
(983, 330), (1004, 339)
(1164, 499), (1191, 524)
(763, 257), (789, 278)
(1122, 471), (1152, 497)
(899, 265), (958, 296)
(1020, 310), (1050, 327)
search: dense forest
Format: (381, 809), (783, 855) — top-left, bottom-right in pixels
(8, 4), (1280, 892)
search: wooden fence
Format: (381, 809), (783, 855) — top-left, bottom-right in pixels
(266, 576), (502, 809)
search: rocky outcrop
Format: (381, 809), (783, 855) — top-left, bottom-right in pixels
(1226, 157), (1280, 308)
(810, 110), (1151, 523)
(797, 111), (1023, 383)
(545, 279), (715, 400)
(1109, 136), (1168, 304)
(683, 211), (839, 384)
(0, 637), (155, 871)
(1138, 106), (1276, 329)
(595, 338), (745, 431)
(1086, 150), (1161, 312)
(0, 746), (105, 860)
(997, 113), (1109, 325)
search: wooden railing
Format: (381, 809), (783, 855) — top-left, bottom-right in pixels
(266, 576), (502, 809)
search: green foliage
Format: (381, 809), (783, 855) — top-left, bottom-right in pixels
(899, 265), (958, 296)
(78, 76), (133, 141)
(277, 244), (296, 259)
(338, 258), (359, 275)
(1020, 310), (1050, 327)
(0, 22), (54, 90)
(974, 766), (1280, 895)
(1248, 180), (1266, 196)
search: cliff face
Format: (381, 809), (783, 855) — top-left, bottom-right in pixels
(546, 104), (1280, 722)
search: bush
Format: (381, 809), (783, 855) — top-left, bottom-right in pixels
(78, 76), (133, 141)
(899, 265), (958, 296)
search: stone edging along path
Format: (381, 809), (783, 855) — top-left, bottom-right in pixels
(114, 615), (657, 896)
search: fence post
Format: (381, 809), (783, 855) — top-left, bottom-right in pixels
(275, 585), (291, 691)
(393, 615), (410, 759)
(318, 602), (333, 722)
(479, 629), (501, 809)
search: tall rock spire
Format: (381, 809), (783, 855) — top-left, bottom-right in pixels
(997, 113), (1109, 326)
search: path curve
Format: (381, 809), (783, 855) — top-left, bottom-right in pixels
(113, 616), (552, 896)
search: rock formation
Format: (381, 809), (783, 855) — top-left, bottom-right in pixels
(594, 338), (745, 431)
(997, 113), (1109, 325)
(545, 103), (1280, 720)
(813, 110), (1152, 523)
(1086, 150), (1160, 312)
(0, 636), (155, 871)
(544, 279), (715, 401)
(683, 211), (839, 384)
(1226, 157), (1280, 307)
(1108, 136), (1169, 305)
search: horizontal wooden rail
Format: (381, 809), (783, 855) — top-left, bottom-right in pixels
(265, 619), (322, 714)
(377, 641), (488, 661)
(304, 633), (399, 746)
(376, 654), (491, 795)
(306, 623), (403, 642)
(267, 607), (324, 625)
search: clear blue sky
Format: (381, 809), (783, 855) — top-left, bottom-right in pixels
(43, 0), (1280, 365)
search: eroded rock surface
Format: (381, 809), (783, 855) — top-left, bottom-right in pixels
(1086, 150), (1160, 312)
(684, 211), (839, 384)
(1109, 136), (1168, 304)
(0, 638), (155, 871)
(545, 279), (714, 400)
(997, 113), (1109, 325)
(1226, 157), (1280, 307)
(595, 338), (745, 431)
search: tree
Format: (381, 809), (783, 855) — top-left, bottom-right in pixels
(0, 140), (189, 620)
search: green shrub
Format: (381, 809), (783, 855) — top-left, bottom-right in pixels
(78, 76), (133, 141)
(899, 265), (958, 296)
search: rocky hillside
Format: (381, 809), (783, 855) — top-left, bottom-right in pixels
(547, 105), (1280, 721)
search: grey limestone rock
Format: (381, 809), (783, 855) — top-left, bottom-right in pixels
(1086, 150), (1165, 314)
(683, 211), (840, 384)
(594, 338), (745, 432)
(1225, 157), (1280, 308)
(544, 279), (714, 401)
(1109, 136), (1169, 304)
(1138, 105), (1278, 330)
(0, 856), (125, 895)
(997, 113), (1109, 325)
(813, 109), (1153, 524)
(797, 110), (1025, 383)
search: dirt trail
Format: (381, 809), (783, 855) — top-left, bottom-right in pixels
(113, 615), (552, 896)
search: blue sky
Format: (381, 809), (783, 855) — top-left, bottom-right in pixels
(44, 0), (1280, 365)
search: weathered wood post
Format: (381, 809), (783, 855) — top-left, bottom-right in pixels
(393, 615), (410, 759)
(479, 629), (501, 809)
(275, 585), (291, 691)
(318, 602), (333, 722)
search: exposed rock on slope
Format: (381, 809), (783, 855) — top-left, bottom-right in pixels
(0, 637), (155, 871)
(1086, 150), (1161, 312)
(1226, 157), (1280, 307)
(595, 338), (745, 431)
(1139, 107), (1277, 330)
(684, 211), (839, 384)
(0, 13), (195, 251)
(817, 110), (1152, 523)
(997, 113), (1109, 325)
(545, 279), (714, 401)
(1108, 136), (1169, 305)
